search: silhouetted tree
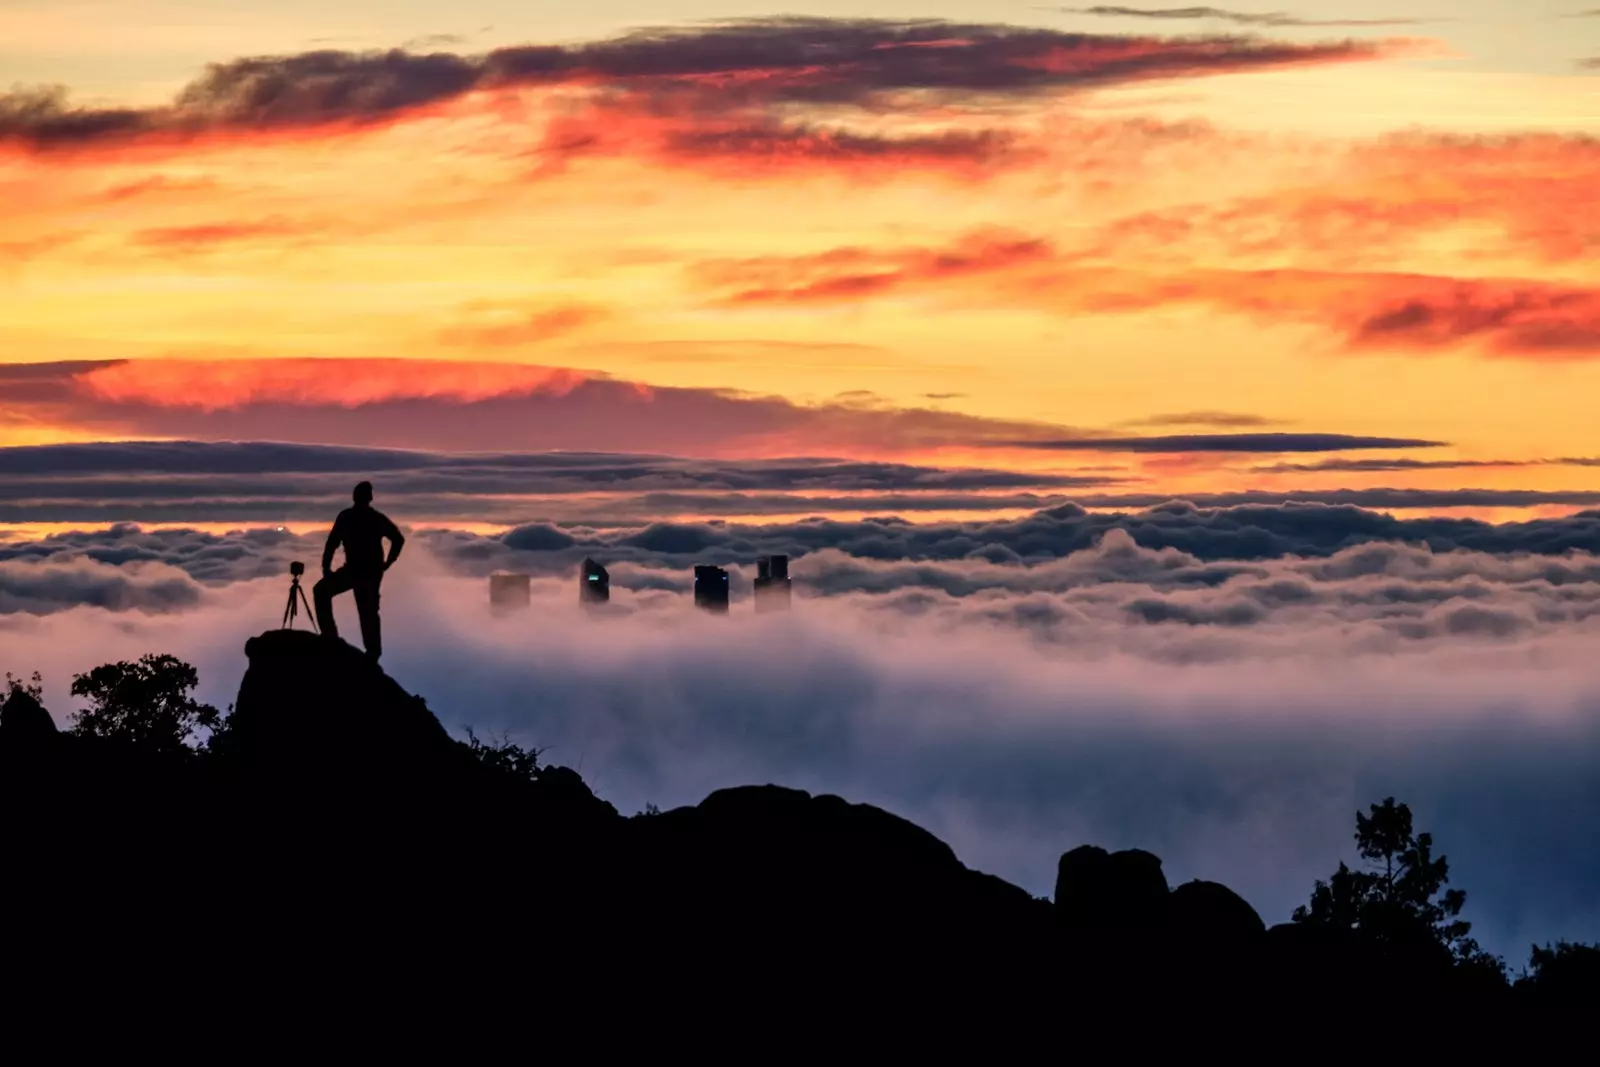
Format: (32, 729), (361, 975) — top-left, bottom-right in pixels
(1518, 941), (1600, 995)
(1295, 797), (1501, 975)
(462, 727), (543, 784)
(69, 654), (220, 756)
(5, 671), (43, 704)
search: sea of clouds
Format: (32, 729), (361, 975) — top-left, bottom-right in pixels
(5, 516), (1600, 962)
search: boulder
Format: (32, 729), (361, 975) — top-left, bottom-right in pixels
(622, 784), (1049, 973)
(1169, 879), (1266, 941)
(1055, 844), (1170, 931)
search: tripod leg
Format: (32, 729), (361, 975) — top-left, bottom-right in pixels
(284, 587), (297, 629)
(298, 583), (319, 634)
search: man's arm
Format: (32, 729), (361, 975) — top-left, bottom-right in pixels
(383, 515), (405, 571)
(322, 514), (344, 576)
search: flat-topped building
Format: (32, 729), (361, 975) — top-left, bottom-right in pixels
(754, 554), (791, 612)
(694, 565), (730, 613)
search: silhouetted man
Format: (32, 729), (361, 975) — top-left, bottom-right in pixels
(315, 482), (404, 662)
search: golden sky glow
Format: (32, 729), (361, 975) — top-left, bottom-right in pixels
(3, 4), (1599, 516)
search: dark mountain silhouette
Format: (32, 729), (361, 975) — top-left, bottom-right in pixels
(3, 630), (1597, 1017)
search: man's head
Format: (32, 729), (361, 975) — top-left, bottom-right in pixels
(353, 481), (374, 506)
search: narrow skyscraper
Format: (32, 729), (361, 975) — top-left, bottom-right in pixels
(581, 557), (610, 607)
(694, 565), (730, 613)
(754, 554), (791, 612)
(489, 572), (531, 616)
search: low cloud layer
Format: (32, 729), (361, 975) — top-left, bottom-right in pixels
(0, 441), (1081, 490)
(0, 555), (202, 616)
(0, 440), (1120, 523)
(1072, 489), (1600, 510)
(9, 501), (1600, 598)
(3, 537), (1598, 963)
(1002, 433), (1445, 453)
(10, 439), (1600, 523)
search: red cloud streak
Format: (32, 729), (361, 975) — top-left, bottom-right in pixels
(701, 230), (1600, 358)
(700, 230), (1056, 303)
(75, 358), (594, 411)
(2, 358), (1084, 459)
(135, 219), (305, 248)
(1072, 270), (1600, 357)
(1082, 133), (1600, 266)
(436, 306), (609, 348)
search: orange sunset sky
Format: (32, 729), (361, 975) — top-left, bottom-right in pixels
(3, 1), (1599, 524)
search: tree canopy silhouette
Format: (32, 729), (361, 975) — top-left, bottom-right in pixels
(69, 654), (221, 756)
(1519, 940), (1600, 997)
(5, 671), (43, 705)
(1293, 796), (1500, 973)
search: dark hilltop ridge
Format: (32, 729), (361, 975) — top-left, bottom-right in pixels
(4, 631), (1598, 1019)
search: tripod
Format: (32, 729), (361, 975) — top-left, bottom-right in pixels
(283, 571), (318, 633)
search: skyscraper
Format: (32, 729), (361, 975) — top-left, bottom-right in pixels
(581, 557), (610, 607)
(754, 554), (791, 612)
(694, 565), (730, 613)
(489, 572), (531, 615)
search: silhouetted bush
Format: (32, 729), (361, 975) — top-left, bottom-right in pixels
(68, 654), (220, 757)
(462, 726), (543, 784)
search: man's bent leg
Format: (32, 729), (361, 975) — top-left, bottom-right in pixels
(314, 569), (355, 640)
(354, 579), (382, 661)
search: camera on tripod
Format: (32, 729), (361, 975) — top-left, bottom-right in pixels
(282, 560), (317, 632)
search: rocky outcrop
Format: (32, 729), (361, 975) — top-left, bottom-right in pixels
(1051, 844), (1272, 995)
(219, 629), (455, 775)
(6, 628), (1588, 1012)
(1055, 844), (1170, 931)
(201, 632), (1050, 976)
(210, 632), (620, 916)
(624, 784), (1049, 967)
(1053, 847), (1269, 946)
(1170, 879), (1266, 942)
